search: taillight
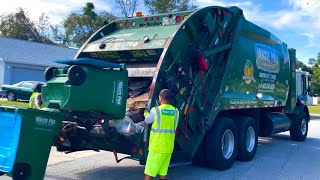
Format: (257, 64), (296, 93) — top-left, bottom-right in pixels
(125, 21), (130, 28)
(156, 16), (159, 20)
(150, 17), (153, 20)
(132, 147), (137, 154)
(144, 17), (147, 21)
(175, 16), (181, 22)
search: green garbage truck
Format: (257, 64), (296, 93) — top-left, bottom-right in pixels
(0, 5), (311, 179)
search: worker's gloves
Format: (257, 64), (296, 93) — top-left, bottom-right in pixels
(144, 110), (149, 117)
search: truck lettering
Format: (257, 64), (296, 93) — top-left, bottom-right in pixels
(35, 117), (56, 126)
(116, 81), (123, 106)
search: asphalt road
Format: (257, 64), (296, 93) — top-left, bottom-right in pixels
(3, 120), (320, 180)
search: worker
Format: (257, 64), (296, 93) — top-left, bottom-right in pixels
(144, 89), (179, 180)
(29, 84), (44, 109)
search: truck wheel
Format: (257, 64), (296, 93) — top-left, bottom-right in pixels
(0, 171), (5, 176)
(290, 112), (308, 141)
(67, 65), (86, 86)
(205, 117), (238, 170)
(235, 117), (258, 161)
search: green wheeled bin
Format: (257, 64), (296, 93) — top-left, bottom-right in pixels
(0, 106), (64, 180)
(42, 59), (128, 119)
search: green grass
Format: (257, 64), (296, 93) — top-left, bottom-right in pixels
(0, 100), (28, 107)
(308, 105), (320, 114)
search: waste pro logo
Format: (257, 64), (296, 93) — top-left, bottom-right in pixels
(242, 60), (254, 84)
(35, 116), (56, 126)
(116, 80), (123, 106)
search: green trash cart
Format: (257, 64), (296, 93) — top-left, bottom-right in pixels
(0, 106), (64, 180)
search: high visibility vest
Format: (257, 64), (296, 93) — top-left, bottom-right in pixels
(149, 104), (179, 153)
(29, 92), (44, 109)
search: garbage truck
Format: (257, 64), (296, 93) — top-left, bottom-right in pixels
(0, 6), (310, 180)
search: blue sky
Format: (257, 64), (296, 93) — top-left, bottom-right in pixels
(1, 0), (319, 63)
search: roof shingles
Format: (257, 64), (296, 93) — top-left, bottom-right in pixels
(0, 36), (78, 67)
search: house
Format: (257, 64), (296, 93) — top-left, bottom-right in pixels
(0, 36), (78, 85)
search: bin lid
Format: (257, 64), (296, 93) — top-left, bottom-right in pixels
(0, 111), (22, 173)
(55, 58), (122, 69)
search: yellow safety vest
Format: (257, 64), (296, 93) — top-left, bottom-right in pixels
(149, 104), (179, 153)
(29, 92), (44, 109)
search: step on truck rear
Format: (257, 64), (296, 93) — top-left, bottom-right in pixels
(0, 5), (311, 179)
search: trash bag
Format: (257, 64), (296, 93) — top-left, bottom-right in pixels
(109, 116), (144, 135)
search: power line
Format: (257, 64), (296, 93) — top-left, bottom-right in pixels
(306, 0), (320, 8)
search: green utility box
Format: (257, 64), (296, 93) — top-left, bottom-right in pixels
(0, 106), (64, 180)
(42, 63), (128, 119)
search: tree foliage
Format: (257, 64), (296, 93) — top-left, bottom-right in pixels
(0, 8), (53, 44)
(310, 52), (320, 96)
(297, 61), (312, 74)
(58, 2), (116, 47)
(115, 0), (139, 17)
(144, 0), (197, 14)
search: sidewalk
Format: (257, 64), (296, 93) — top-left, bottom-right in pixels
(310, 113), (320, 120)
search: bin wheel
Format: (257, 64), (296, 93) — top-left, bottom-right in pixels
(67, 65), (86, 86)
(12, 163), (31, 180)
(44, 67), (58, 81)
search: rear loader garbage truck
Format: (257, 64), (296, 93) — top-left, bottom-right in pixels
(0, 6), (310, 180)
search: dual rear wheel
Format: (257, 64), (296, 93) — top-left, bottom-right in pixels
(193, 116), (258, 170)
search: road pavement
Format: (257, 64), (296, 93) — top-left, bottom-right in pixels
(3, 120), (320, 180)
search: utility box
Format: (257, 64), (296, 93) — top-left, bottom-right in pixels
(42, 63), (128, 119)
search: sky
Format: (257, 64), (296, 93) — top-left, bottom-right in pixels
(0, 0), (319, 64)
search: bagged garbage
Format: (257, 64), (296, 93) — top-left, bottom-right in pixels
(109, 116), (144, 135)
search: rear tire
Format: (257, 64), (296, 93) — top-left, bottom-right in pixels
(235, 116), (258, 161)
(290, 112), (308, 141)
(205, 117), (238, 170)
(7, 91), (16, 101)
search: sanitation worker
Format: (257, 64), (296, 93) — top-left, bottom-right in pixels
(29, 84), (44, 109)
(144, 89), (179, 180)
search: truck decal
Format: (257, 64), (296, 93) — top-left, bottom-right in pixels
(242, 60), (255, 84)
(255, 44), (280, 73)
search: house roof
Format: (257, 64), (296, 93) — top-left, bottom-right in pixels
(0, 36), (78, 67)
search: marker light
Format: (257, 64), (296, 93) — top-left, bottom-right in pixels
(136, 12), (143, 17)
(175, 16), (181, 22)
(131, 21), (136, 27)
(125, 21), (130, 28)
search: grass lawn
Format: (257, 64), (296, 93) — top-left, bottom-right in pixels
(307, 105), (320, 114)
(0, 100), (28, 108)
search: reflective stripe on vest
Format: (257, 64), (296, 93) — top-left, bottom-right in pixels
(151, 106), (178, 134)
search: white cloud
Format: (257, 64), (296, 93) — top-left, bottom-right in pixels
(301, 33), (318, 47)
(0, 0), (113, 24)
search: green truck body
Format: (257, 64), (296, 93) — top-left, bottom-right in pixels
(0, 6), (311, 179)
